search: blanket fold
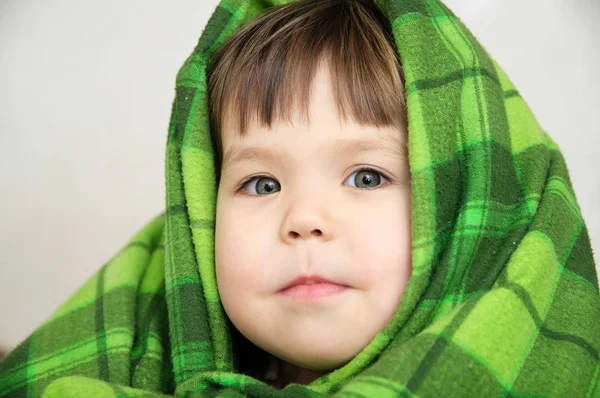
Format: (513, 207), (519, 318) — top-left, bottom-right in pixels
(1, 0), (598, 397)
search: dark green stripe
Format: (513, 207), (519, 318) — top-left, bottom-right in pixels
(130, 293), (166, 372)
(166, 204), (214, 229)
(504, 280), (599, 361)
(565, 226), (599, 289)
(0, 336), (32, 396)
(405, 337), (448, 393)
(504, 89), (520, 99)
(167, 204), (187, 215)
(0, 330), (130, 382)
(95, 265), (110, 381)
(193, 6), (233, 55)
(13, 345), (132, 391)
(405, 295), (484, 392)
(410, 67), (499, 93)
(190, 218), (215, 230)
(541, 328), (599, 361)
(174, 86), (197, 142)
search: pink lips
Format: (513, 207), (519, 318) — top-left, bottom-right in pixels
(278, 275), (348, 301)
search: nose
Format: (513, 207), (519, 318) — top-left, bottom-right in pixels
(280, 199), (333, 244)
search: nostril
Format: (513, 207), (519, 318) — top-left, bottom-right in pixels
(288, 230), (322, 238)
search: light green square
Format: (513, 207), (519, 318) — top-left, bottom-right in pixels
(43, 376), (116, 398)
(182, 147), (217, 220)
(407, 91), (432, 173)
(433, 18), (477, 67)
(461, 77), (489, 145)
(505, 97), (545, 155)
(103, 248), (150, 293)
(452, 288), (536, 386)
(505, 231), (560, 318)
(336, 376), (410, 398)
(462, 203), (486, 232)
(138, 251), (165, 295)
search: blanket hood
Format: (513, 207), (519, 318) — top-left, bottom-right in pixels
(162, 0), (600, 396)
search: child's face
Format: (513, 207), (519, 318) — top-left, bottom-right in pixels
(215, 63), (412, 374)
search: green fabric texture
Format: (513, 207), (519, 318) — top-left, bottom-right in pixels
(1, 0), (599, 396)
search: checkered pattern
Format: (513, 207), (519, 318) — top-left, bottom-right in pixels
(1, 0), (598, 396)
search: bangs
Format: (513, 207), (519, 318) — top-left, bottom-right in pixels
(207, 0), (407, 165)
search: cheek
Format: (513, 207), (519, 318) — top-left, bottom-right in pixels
(216, 207), (252, 322)
(356, 188), (410, 239)
(349, 189), (412, 282)
(367, 193), (412, 316)
(215, 199), (269, 300)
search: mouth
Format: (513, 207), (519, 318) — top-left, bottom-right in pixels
(278, 275), (349, 301)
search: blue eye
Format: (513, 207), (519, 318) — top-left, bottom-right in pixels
(242, 176), (281, 195)
(344, 168), (388, 189)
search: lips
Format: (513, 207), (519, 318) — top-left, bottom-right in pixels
(278, 275), (350, 300)
(279, 275), (346, 292)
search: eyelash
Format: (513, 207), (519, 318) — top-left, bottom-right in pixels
(234, 167), (392, 195)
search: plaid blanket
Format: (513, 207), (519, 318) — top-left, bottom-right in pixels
(1, 0), (599, 396)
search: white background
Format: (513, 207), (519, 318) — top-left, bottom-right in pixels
(1, 0), (598, 352)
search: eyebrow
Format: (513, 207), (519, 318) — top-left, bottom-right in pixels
(221, 136), (407, 173)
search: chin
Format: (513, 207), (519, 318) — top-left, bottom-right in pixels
(270, 340), (360, 372)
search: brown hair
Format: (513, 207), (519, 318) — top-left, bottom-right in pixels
(206, 0), (407, 169)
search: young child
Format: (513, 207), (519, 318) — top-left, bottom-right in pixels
(1, 0), (598, 397)
(207, 0), (412, 388)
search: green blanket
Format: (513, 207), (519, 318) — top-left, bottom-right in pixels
(1, 0), (599, 396)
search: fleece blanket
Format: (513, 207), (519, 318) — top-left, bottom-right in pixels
(1, 0), (599, 396)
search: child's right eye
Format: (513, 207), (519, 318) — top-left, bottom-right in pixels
(239, 176), (281, 196)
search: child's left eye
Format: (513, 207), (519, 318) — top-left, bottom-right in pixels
(343, 168), (388, 189)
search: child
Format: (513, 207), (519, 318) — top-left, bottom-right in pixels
(208, 0), (411, 388)
(1, 0), (598, 397)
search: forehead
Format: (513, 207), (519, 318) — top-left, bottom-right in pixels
(220, 63), (407, 151)
(221, 102), (407, 174)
